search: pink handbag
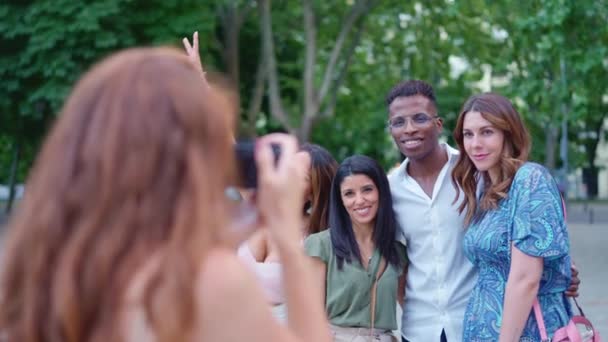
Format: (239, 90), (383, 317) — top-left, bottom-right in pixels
(533, 297), (602, 342)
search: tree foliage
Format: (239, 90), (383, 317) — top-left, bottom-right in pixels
(1, 0), (607, 198)
(0, 0), (217, 185)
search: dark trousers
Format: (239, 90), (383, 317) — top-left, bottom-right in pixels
(402, 329), (447, 342)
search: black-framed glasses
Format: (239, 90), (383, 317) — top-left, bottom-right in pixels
(387, 113), (438, 130)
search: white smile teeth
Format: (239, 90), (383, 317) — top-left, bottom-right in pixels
(355, 208), (370, 214)
(403, 139), (422, 146)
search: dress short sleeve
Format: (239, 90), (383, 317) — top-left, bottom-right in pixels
(304, 230), (331, 263)
(511, 164), (569, 260)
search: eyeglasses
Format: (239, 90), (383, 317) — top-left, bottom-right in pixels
(387, 113), (438, 130)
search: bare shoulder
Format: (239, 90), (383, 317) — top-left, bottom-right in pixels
(195, 248), (255, 335)
(195, 248), (290, 341)
(198, 248), (251, 300)
(197, 249), (291, 342)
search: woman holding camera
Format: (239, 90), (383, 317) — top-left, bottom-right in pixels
(182, 32), (339, 324)
(238, 143), (338, 322)
(0, 47), (331, 342)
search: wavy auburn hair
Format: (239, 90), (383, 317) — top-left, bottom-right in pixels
(299, 143), (338, 235)
(451, 93), (531, 226)
(0, 48), (236, 341)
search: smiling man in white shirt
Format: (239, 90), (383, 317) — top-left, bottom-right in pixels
(385, 80), (583, 342)
(385, 80), (475, 342)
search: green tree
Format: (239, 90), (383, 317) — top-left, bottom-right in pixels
(0, 0), (218, 212)
(258, 0), (379, 141)
(485, 0), (608, 197)
(312, 0), (498, 166)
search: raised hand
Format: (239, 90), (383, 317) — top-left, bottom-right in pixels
(182, 31), (209, 87)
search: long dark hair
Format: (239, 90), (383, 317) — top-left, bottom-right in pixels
(300, 143), (338, 235)
(328, 155), (401, 270)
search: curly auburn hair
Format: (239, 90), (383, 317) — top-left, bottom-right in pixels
(451, 93), (531, 226)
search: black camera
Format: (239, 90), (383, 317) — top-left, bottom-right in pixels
(234, 140), (281, 189)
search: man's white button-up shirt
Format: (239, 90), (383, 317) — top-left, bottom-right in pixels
(389, 144), (478, 342)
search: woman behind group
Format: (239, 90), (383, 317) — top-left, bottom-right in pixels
(182, 31), (339, 323)
(238, 142), (338, 322)
(305, 155), (407, 342)
(452, 93), (572, 341)
(299, 143), (339, 235)
(0, 47), (330, 342)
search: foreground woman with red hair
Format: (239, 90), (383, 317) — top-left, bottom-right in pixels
(0, 47), (330, 342)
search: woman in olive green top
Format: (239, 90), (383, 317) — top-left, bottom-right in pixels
(305, 155), (407, 342)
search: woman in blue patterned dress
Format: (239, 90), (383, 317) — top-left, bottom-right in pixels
(451, 93), (572, 341)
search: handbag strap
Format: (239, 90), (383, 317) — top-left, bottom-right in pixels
(370, 256), (387, 338)
(535, 297), (594, 342)
(557, 198), (586, 317)
(533, 299), (550, 342)
(533, 196), (588, 342)
(571, 297), (586, 317)
(532, 196), (565, 342)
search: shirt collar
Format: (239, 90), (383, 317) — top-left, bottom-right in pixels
(394, 143), (460, 182)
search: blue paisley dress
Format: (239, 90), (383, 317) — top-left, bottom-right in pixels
(462, 162), (572, 341)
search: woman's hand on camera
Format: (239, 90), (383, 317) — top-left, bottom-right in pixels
(255, 134), (305, 247)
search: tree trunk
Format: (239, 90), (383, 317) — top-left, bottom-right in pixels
(6, 140), (21, 214)
(221, 6), (241, 86)
(582, 167), (599, 199)
(544, 123), (558, 169)
(259, 0), (376, 140)
(298, 115), (315, 142)
(243, 58), (266, 137)
(258, 0), (293, 132)
(302, 0), (318, 125)
(581, 114), (606, 199)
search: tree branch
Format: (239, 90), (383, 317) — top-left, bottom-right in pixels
(217, 3), (245, 86)
(317, 0), (376, 105)
(216, 4), (230, 64)
(243, 57), (267, 137)
(321, 15), (366, 119)
(217, 1), (256, 87)
(237, 0), (256, 28)
(302, 0), (317, 118)
(258, 0), (292, 131)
